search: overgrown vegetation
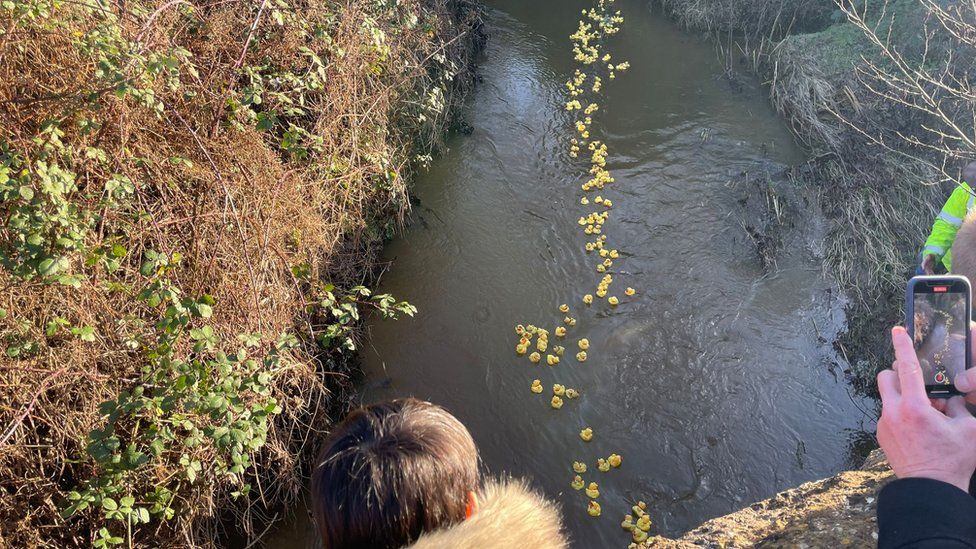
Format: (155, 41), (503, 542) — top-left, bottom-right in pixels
(661, 0), (976, 395)
(0, 0), (481, 545)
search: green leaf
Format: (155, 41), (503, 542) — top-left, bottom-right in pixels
(195, 303), (212, 318)
(37, 258), (57, 275)
(71, 326), (96, 342)
(102, 497), (118, 511)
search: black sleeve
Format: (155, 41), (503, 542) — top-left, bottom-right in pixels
(878, 477), (976, 548)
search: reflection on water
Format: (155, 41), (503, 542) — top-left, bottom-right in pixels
(267, 1), (874, 547)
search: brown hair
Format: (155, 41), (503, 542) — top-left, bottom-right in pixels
(310, 398), (479, 549)
(952, 210), (976, 288)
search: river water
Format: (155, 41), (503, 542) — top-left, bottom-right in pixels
(268, 1), (874, 547)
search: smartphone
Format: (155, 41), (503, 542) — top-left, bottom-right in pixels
(906, 275), (973, 397)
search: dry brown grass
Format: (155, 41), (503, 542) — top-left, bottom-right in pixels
(0, 0), (482, 546)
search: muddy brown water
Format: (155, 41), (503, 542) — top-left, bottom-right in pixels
(266, 1), (874, 547)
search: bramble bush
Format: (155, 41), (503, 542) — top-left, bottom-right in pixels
(0, 0), (479, 545)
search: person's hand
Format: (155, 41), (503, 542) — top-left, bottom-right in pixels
(877, 326), (976, 492)
(922, 253), (938, 275)
(952, 323), (976, 405)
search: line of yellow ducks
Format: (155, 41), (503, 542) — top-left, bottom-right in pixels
(511, 1), (653, 545)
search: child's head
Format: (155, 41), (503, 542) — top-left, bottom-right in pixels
(952, 210), (976, 287)
(310, 398), (479, 549)
(964, 161), (976, 185)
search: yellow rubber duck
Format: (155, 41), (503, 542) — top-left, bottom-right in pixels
(578, 338), (590, 350)
(597, 458), (610, 472)
(621, 514), (634, 531)
(571, 475), (585, 490)
(538, 328), (549, 338)
(580, 427), (593, 442)
(576, 351), (587, 362)
(596, 289), (607, 298)
(526, 324), (538, 334)
(581, 197), (590, 205)
(610, 249), (620, 259)
(603, 199), (613, 207)
(553, 384), (566, 396)
(609, 453), (622, 467)
(584, 226), (593, 235)
(515, 324), (526, 335)
(595, 196), (604, 204)
(608, 296), (619, 306)
(551, 396), (563, 409)
(554, 326), (566, 337)
(602, 259), (613, 268)
(583, 294), (593, 304)
(564, 316), (576, 326)
(573, 461), (587, 473)
(624, 287), (635, 296)
(599, 249), (609, 258)
(636, 514), (651, 532)
(632, 501), (647, 517)
(584, 243), (595, 252)
(516, 343), (528, 355)
(632, 529), (648, 543)
(530, 380), (543, 394)
(529, 352), (541, 364)
(547, 354), (560, 366)
(596, 264), (606, 273)
(559, 304), (570, 313)
(587, 501), (602, 517)
(537, 338), (548, 352)
(566, 388), (580, 399)
(585, 482), (600, 498)
(553, 345), (565, 356)
(586, 501), (603, 517)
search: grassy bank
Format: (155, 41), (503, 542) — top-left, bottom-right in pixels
(660, 0), (973, 395)
(0, 0), (482, 546)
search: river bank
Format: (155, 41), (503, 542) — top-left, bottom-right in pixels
(651, 449), (891, 547)
(0, 0), (482, 546)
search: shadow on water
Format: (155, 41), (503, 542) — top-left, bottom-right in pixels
(265, 1), (875, 547)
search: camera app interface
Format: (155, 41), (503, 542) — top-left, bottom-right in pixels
(913, 289), (968, 386)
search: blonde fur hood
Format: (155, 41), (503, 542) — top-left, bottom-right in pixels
(406, 479), (569, 549)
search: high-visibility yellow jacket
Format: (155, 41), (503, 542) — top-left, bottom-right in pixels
(923, 182), (976, 271)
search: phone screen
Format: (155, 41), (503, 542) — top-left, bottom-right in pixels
(912, 282), (969, 389)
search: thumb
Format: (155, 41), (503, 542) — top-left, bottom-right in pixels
(953, 322), (976, 392)
(956, 367), (976, 393)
